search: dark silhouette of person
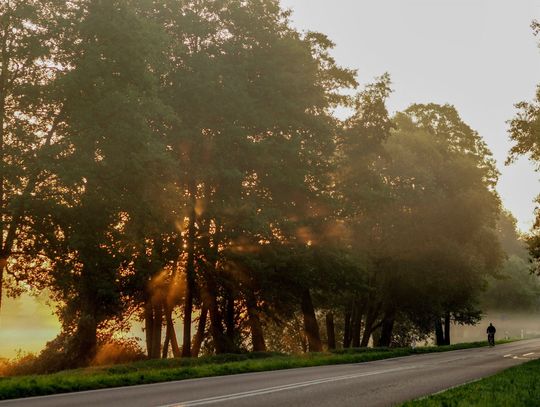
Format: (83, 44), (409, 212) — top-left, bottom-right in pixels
(487, 323), (496, 345)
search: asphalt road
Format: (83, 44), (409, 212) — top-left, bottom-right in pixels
(2, 339), (540, 407)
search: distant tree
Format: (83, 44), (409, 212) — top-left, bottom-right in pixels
(338, 103), (502, 348)
(482, 256), (540, 311)
(497, 211), (528, 258)
(481, 209), (540, 312)
(390, 106), (503, 346)
(508, 20), (540, 273)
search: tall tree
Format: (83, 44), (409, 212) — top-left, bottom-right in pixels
(377, 108), (503, 346)
(158, 0), (355, 354)
(337, 74), (394, 348)
(0, 0), (69, 311)
(33, 0), (173, 365)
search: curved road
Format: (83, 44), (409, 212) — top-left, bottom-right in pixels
(2, 339), (540, 407)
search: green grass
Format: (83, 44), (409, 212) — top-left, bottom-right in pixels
(401, 357), (540, 407)
(0, 340), (511, 400)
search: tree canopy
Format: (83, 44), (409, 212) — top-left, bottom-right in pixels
(0, 0), (511, 369)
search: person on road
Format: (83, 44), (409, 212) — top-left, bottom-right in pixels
(487, 323), (496, 346)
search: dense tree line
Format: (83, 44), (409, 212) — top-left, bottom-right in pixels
(1, 0), (506, 369)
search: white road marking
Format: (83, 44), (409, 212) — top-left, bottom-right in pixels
(523, 352), (535, 357)
(503, 354), (512, 358)
(160, 366), (416, 407)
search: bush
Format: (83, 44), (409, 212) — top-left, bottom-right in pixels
(1, 336), (146, 377)
(91, 338), (146, 366)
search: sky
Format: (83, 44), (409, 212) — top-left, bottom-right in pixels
(0, 293), (60, 358)
(282, 0), (540, 232)
(1, 0), (540, 359)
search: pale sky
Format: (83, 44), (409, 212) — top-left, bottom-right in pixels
(282, 0), (540, 231)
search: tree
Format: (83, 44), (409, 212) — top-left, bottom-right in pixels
(337, 74), (395, 348)
(1, 0), (516, 370)
(338, 97), (502, 348)
(31, 0), (173, 366)
(508, 20), (540, 273)
(481, 211), (540, 311)
(158, 0), (356, 355)
(0, 0), (70, 311)
(381, 107), (503, 346)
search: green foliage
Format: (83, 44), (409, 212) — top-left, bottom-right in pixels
(508, 20), (540, 272)
(0, 0), (73, 302)
(0, 0), (511, 369)
(508, 93), (540, 167)
(405, 103), (499, 186)
(482, 255), (540, 311)
(391, 107), (502, 322)
(337, 98), (503, 347)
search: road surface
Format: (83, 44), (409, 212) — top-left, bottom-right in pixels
(2, 339), (540, 407)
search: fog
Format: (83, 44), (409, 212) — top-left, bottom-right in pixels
(2, 296), (539, 359)
(452, 311), (540, 343)
(0, 294), (59, 359)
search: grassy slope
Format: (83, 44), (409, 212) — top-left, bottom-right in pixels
(402, 357), (540, 407)
(0, 341), (509, 400)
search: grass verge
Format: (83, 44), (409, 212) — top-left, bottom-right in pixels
(0, 340), (512, 400)
(401, 356), (540, 407)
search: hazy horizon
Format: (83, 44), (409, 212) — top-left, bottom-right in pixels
(1, 293), (538, 358)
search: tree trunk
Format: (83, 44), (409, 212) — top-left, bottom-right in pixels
(325, 312), (336, 350)
(191, 305), (208, 357)
(444, 312), (451, 345)
(300, 331), (308, 353)
(162, 329), (170, 359)
(151, 301), (163, 359)
(182, 205), (197, 358)
(378, 309), (396, 347)
(199, 217), (235, 354)
(208, 298), (229, 353)
(360, 303), (380, 347)
(74, 312), (98, 366)
(300, 289), (322, 352)
(72, 263), (100, 366)
(435, 318), (445, 346)
(351, 302), (364, 348)
(246, 294), (266, 352)
(225, 288), (235, 344)
(203, 278), (234, 354)
(145, 300), (154, 357)
(165, 304), (181, 357)
(343, 307), (352, 348)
